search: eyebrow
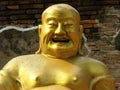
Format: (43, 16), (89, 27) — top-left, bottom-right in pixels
(46, 17), (57, 21)
(46, 17), (75, 22)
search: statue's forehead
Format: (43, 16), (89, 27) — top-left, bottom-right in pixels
(42, 4), (80, 22)
(43, 9), (77, 20)
(45, 11), (73, 17)
(46, 4), (73, 10)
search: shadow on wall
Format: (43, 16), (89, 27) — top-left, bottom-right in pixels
(0, 29), (39, 68)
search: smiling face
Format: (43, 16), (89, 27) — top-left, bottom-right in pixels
(39, 4), (83, 58)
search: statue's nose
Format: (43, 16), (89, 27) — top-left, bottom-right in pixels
(54, 24), (66, 35)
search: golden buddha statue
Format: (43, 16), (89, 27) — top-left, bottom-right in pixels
(0, 4), (115, 90)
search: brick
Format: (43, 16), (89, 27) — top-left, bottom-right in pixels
(35, 14), (41, 19)
(42, 0), (67, 3)
(0, 21), (9, 25)
(91, 15), (96, 19)
(0, 17), (8, 20)
(32, 0), (42, 3)
(45, 3), (55, 8)
(93, 24), (100, 28)
(68, 2), (81, 7)
(0, 10), (25, 16)
(17, 1), (32, 4)
(81, 15), (90, 20)
(10, 15), (34, 20)
(16, 20), (35, 24)
(32, 4), (44, 9)
(8, 10), (26, 15)
(7, 5), (19, 10)
(0, 1), (8, 5)
(77, 6), (99, 11)
(26, 10), (38, 14)
(8, 1), (39, 5)
(20, 4), (43, 9)
(7, 1), (19, 5)
(8, 1), (38, 5)
(83, 24), (93, 28)
(0, 6), (7, 10)
(82, 1), (95, 6)
(80, 11), (97, 15)
(81, 20), (97, 24)
(95, 1), (119, 5)
(104, 1), (119, 5)
(0, 11), (9, 16)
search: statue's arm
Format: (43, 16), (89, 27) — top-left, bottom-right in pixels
(0, 70), (20, 90)
(90, 75), (115, 90)
(0, 58), (20, 90)
(89, 60), (116, 90)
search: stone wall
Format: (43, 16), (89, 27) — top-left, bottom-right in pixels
(89, 6), (120, 89)
(0, 0), (120, 89)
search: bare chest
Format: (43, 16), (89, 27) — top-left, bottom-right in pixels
(19, 59), (91, 90)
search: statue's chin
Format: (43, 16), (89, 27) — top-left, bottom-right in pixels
(41, 41), (78, 58)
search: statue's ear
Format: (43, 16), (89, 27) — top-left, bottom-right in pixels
(35, 24), (42, 54)
(38, 24), (42, 37)
(80, 25), (83, 34)
(78, 25), (84, 56)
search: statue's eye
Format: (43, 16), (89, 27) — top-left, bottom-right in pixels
(48, 23), (57, 27)
(47, 20), (57, 28)
(64, 24), (73, 28)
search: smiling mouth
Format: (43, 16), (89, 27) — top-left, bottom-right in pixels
(52, 38), (70, 43)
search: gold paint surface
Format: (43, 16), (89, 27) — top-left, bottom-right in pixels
(0, 4), (115, 90)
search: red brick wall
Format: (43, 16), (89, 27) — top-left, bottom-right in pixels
(0, 0), (119, 25)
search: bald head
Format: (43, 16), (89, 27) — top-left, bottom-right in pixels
(42, 4), (80, 22)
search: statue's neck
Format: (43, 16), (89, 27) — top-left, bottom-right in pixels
(41, 52), (79, 60)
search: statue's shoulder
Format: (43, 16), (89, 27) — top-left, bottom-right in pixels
(12, 54), (41, 61)
(76, 56), (109, 76)
(3, 54), (42, 68)
(75, 56), (105, 65)
(80, 56), (105, 65)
